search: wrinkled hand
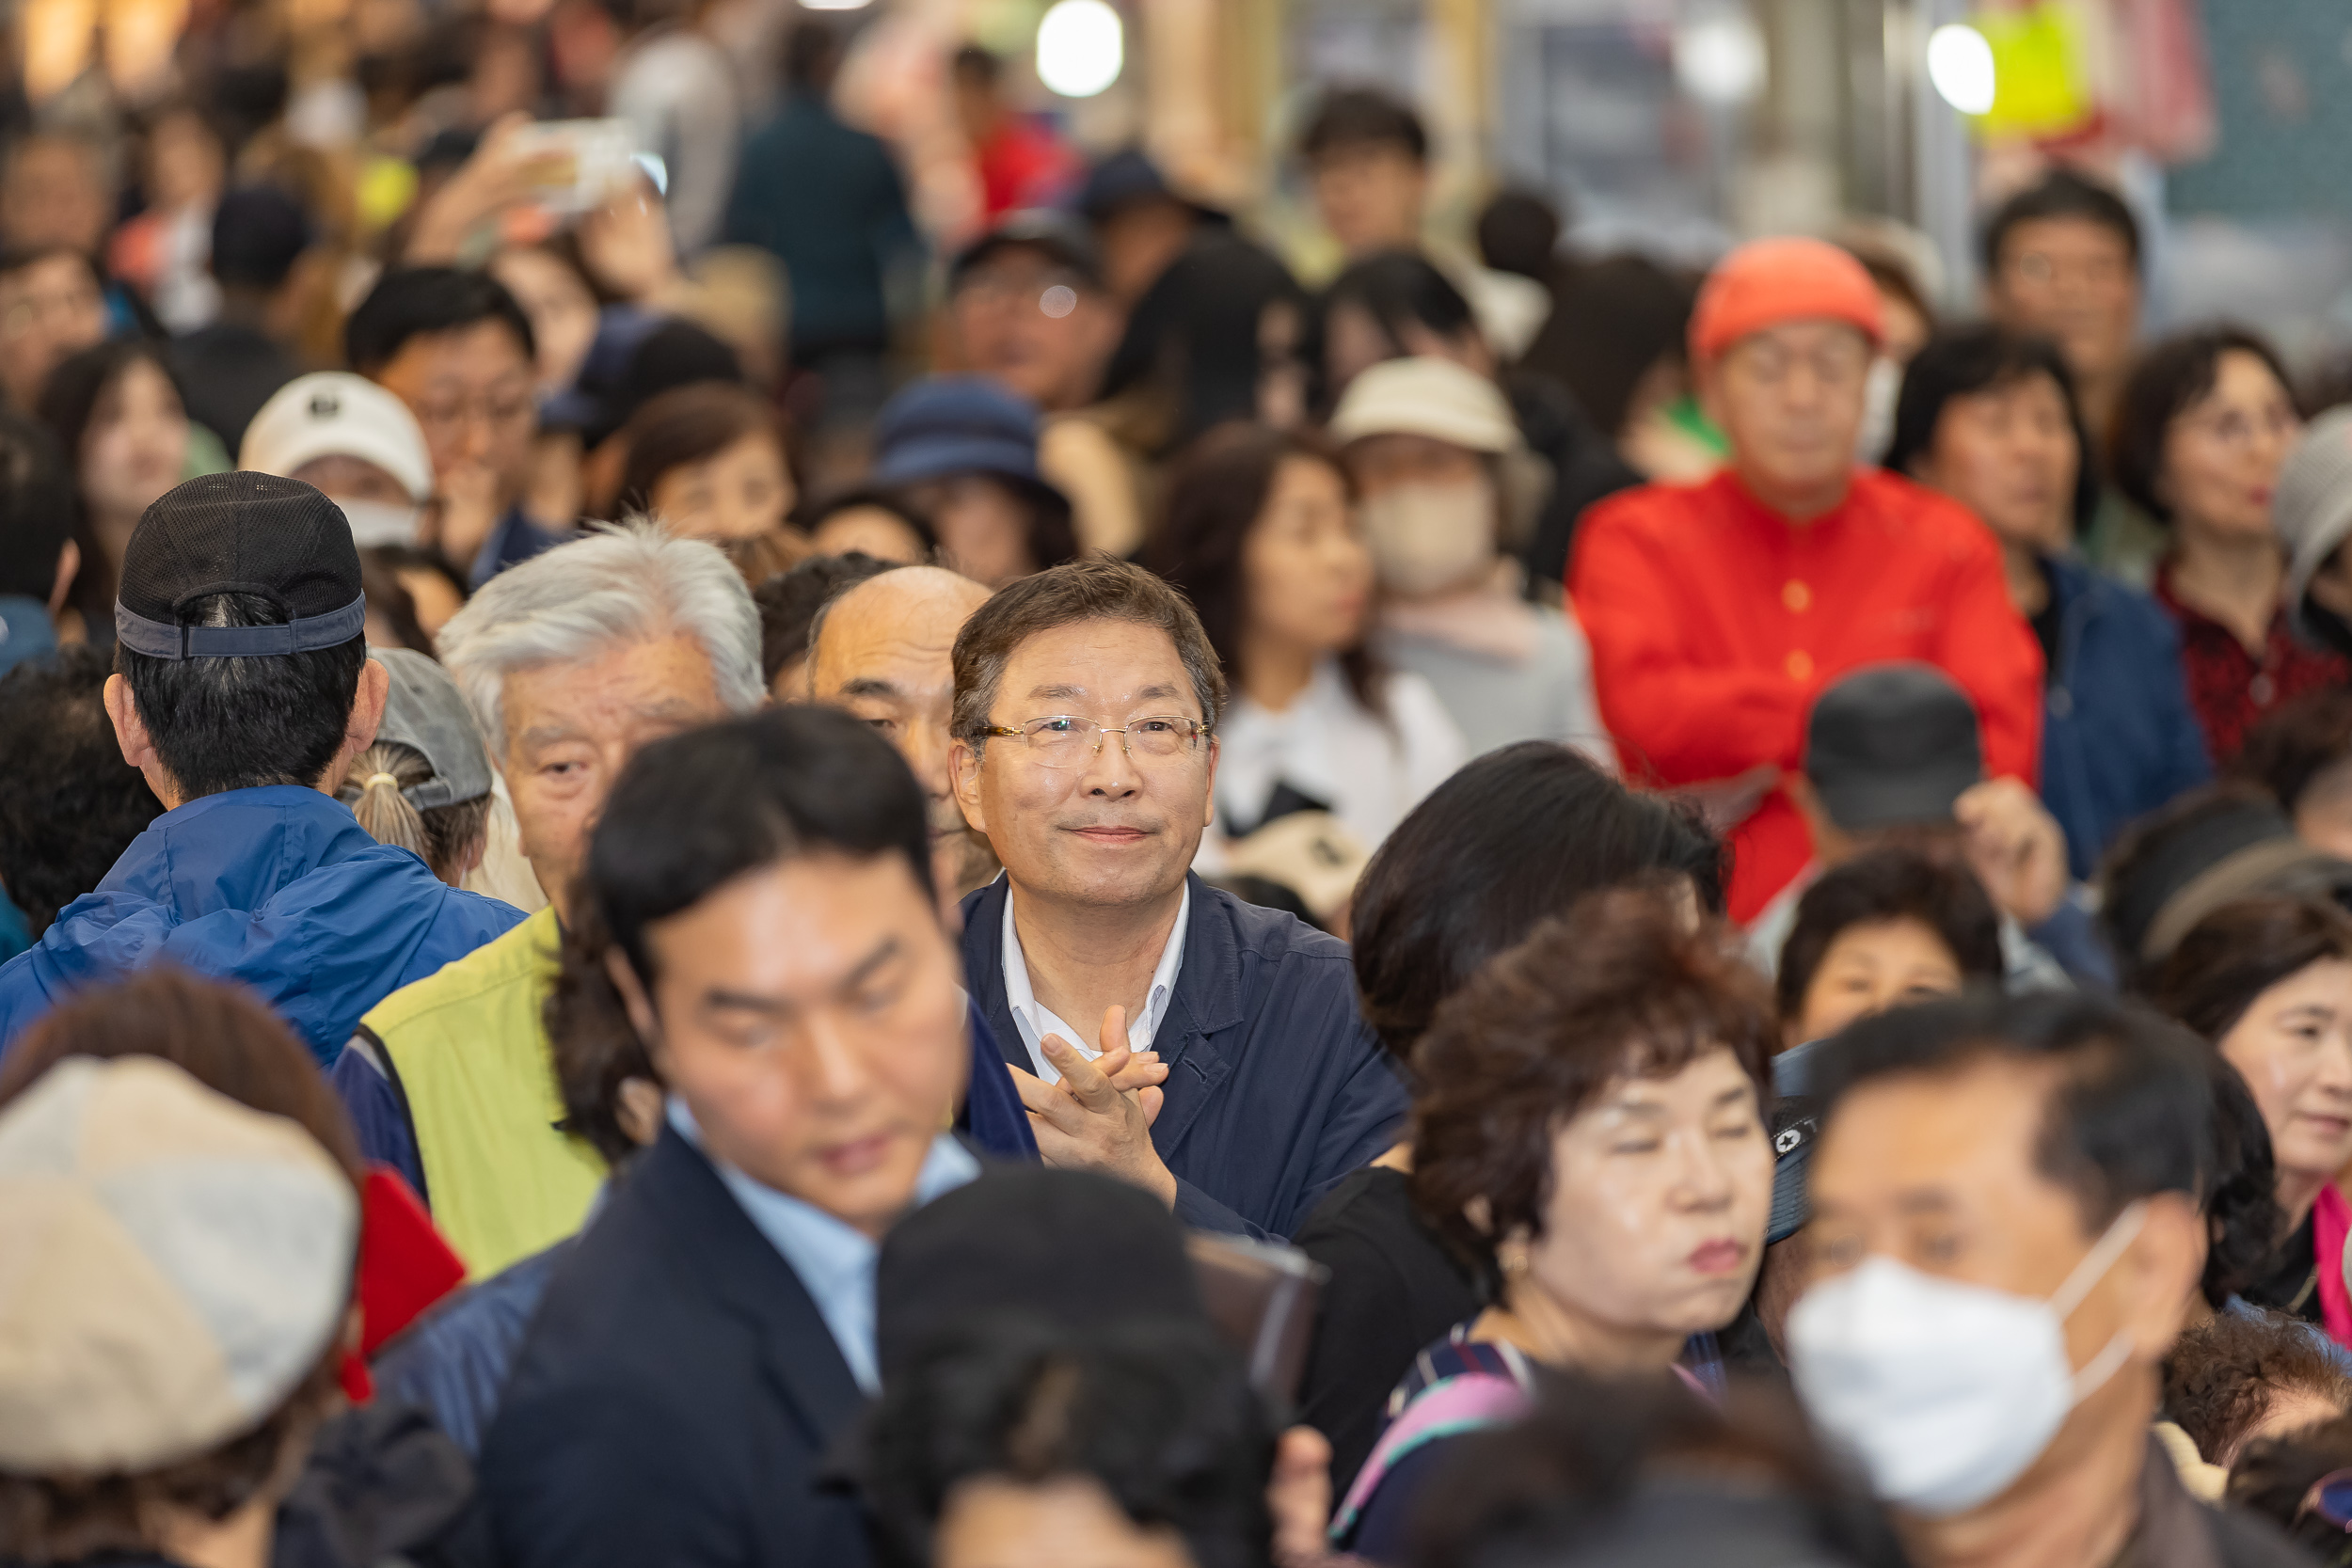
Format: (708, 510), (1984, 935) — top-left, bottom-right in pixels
(1955, 777), (2069, 928)
(1268, 1425), (1337, 1568)
(1009, 1005), (1176, 1206)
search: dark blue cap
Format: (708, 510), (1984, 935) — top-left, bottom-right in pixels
(1076, 149), (1226, 226)
(872, 375), (1061, 499)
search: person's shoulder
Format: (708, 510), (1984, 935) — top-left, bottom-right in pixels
(1206, 880), (1353, 970)
(1577, 475), (1715, 540)
(364, 907), (558, 1038)
(1293, 1164), (1410, 1248)
(2204, 1500), (2324, 1568)
(1857, 468), (1995, 546)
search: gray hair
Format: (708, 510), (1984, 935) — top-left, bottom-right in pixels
(436, 522), (765, 754)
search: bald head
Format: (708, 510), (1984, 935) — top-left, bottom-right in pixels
(807, 566), (999, 905)
(807, 566), (993, 703)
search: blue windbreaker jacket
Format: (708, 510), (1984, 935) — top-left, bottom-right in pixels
(0, 785), (523, 1064)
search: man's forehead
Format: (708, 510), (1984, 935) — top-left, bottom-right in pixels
(817, 571), (987, 673)
(1814, 1053), (2060, 1205)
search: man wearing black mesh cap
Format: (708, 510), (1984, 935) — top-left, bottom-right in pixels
(0, 471), (523, 1063)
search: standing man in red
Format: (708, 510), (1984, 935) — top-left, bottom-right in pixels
(1570, 238), (2042, 923)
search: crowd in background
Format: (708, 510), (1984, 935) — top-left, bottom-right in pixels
(17, 12), (2352, 1568)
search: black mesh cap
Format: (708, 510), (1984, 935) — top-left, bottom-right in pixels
(116, 472), (364, 660)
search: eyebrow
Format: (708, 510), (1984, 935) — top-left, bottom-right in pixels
(697, 935), (903, 1017)
(1023, 682), (1188, 705)
(837, 677), (906, 701)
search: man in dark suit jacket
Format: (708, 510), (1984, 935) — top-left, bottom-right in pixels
(948, 560), (1409, 1240)
(480, 707), (993, 1568)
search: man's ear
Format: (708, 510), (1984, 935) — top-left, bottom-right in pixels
(103, 672), (166, 773)
(46, 538), (78, 619)
(605, 945), (662, 1059)
(1201, 734), (1221, 828)
(324, 656), (390, 791)
(948, 737), (989, 838)
(2121, 1192), (2203, 1362)
(1692, 353), (1725, 432)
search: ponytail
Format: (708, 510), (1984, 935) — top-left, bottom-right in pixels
(340, 742), (432, 861)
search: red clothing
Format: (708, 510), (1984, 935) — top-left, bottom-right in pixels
(1570, 468), (2044, 922)
(973, 116), (1081, 219)
(2152, 562), (2347, 766)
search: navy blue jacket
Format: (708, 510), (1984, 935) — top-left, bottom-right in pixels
(2039, 554), (2213, 880)
(479, 1123), (870, 1568)
(961, 874), (1408, 1240)
(0, 786), (521, 1064)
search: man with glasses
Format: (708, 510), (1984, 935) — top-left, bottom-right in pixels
(948, 557), (1406, 1239)
(1572, 237), (2043, 923)
(346, 266), (565, 589)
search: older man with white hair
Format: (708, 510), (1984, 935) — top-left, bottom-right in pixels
(331, 523), (766, 1278)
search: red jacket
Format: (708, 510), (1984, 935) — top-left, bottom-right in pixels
(1570, 467), (2044, 922)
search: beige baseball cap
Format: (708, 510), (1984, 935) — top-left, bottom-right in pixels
(1327, 356), (1523, 454)
(0, 1055), (358, 1474)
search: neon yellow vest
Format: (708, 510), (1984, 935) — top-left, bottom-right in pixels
(360, 906), (607, 1278)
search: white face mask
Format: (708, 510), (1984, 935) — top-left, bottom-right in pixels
(335, 498), (424, 548)
(1359, 477), (1495, 597)
(1855, 354), (1901, 464)
(1787, 1200), (2146, 1517)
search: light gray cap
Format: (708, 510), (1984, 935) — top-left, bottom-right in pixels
(2277, 406), (2352, 641)
(0, 1056), (356, 1473)
(370, 646), (494, 810)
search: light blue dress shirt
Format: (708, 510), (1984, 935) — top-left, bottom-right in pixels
(666, 1099), (979, 1392)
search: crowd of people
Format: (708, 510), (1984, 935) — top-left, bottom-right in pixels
(16, 19), (2352, 1568)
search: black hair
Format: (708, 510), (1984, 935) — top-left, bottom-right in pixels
(1775, 847), (2006, 1023)
(1475, 189), (1563, 282)
(0, 408), (75, 601)
(1349, 741), (1724, 1068)
(950, 44), (999, 87)
(1297, 86), (1428, 164)
(0, 645), (165, 933)
(1521, 254), (1696, 439)
(2203, 1053), (2287, 1308)
(751, 550), (898, 687)
(1886, 323), (2101, 532)
(783, 20), (842, 91)
(865, 1316), (1277, 1568)
(1812, 990), (2219, 1235)
(2230, 1411), (2352, 1564)
(2237, 690), (2352, 816)
(1095, 232), (1307, 455)
(2099, 783), (2309, 983)
(38, 338), (187, 470)
(1979, 166), (2143, 278)
(2110, 325), (2295, 527)
(1311, 249), (1475, 398)
(342, 265), (537, 375)
(1405, 1371), (1908, 1568)
(118, 595), (368, 800)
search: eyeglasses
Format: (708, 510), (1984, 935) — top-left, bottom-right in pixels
(982, 715), (1210, 768)
(2177, 404), (2300, 451)
(411, 387), (537, 432)
(2297, 1467), (2352, 1530)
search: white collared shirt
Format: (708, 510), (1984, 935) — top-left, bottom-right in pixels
(1001, 880), (1188, 1084)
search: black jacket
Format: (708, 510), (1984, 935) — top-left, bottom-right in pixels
(477, 1124), (869, 1568)
(961, 874), (1409, 1241)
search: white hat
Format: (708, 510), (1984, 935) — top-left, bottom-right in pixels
(1327, 356), (1522, 455)
(2279, 407), (2352, 640)
(0, 1055), (357, 1474)
(240, 372), (434, 503)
